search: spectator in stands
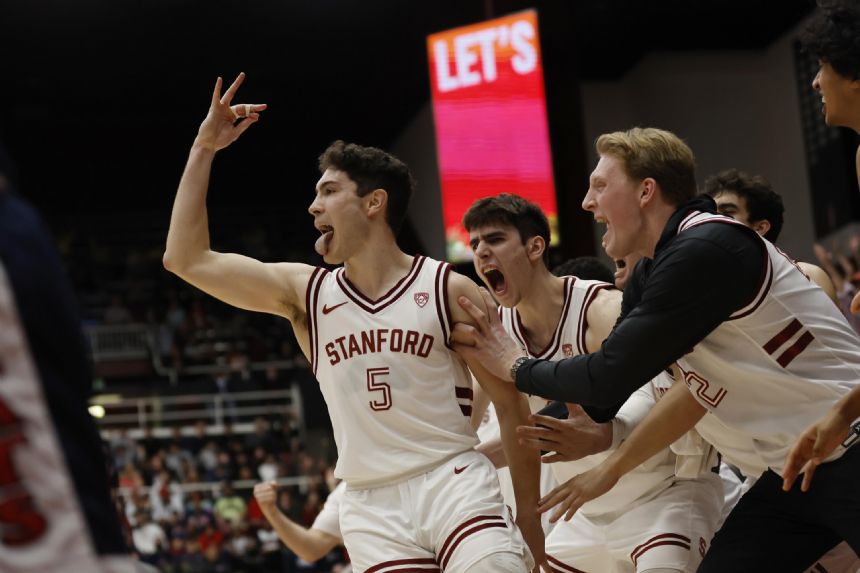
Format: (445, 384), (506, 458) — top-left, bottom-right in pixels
(214, 481), (247, 526)
(118, 461), (144, 491)
(245, 416), (277, 453)
(104, 294), (134, 325)
(132, 510), (168, 566)
(197, 522), (224, 553)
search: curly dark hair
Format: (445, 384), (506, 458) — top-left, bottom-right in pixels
(552, 256), (614, 283)
(802, 0), (860, 80)
(318, 141), (415, 235)
(703, 168), (784, 242)
(462, 193), (551, 266)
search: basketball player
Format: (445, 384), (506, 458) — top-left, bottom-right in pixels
(0, 143), (136, 572)
(780, 0), (860, 488)
(804, 0), (860, 314)
(703, 168), (837, 302)
(163, 73), (541, 572)
(464, 194), (722, 573)
(453, 127), (860, 570)
(253, 480), (350, 571)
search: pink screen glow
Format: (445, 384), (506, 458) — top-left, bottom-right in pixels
(427, 9), (558, 262)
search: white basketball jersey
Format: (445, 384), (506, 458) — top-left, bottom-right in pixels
(307, 256), (478, 488)
(675, 212), (860, 473)
(500, 277), (676, 515)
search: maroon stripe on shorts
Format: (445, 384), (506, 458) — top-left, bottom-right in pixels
(365, 558), (439, 573)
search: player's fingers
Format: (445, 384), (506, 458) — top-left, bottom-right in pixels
(458, 295), (488, 331)
(851, 291), (860, 314)
(233, 114), (259, 138)
(781, 462), (801, 491)
(450, 323), (477, 346)
(221, 72), (246, 105)
(564, 499), (581, 522)
(800, 460), (819, 493)
(211, 76), (223, 105)
(517, 424), (555, 439)
(529, 414), (566, 430)
(477, 287), (499, 323)
(566, 403), (587, 417)
(518, 437), (550, 451)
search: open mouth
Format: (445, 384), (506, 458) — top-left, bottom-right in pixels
(484, 268), (508, 295)
(315, 225), (334, 256)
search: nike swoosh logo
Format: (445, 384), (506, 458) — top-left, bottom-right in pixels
(322, 301), (348, 315)
(454, 464), (471, 475)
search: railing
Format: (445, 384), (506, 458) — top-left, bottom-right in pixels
(84, 323), (301, 384)
(95, 388), (305, 440)
(116, 475), (320, 498)
(86, 324), (150, 361)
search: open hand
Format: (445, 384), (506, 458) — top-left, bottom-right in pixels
(537, 464), (620, 523)
(195, 73), (267, 151)
(518, 403), (612, 463)
(782, 409), (851, 492)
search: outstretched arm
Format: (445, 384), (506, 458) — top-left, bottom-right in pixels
(254, 481), (340, 562)
(538, 382), (704, 522)
(163, 74), (314, 326)
(448, 278), (544, 571)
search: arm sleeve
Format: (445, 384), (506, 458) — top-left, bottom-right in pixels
(515, 229), (764, 422)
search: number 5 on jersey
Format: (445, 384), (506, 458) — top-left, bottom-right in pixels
(366, 367), (392, 411)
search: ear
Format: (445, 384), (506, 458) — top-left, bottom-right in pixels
(638, 177), (658, 207)
(526, 235), (546, 263)
(365, 188), (388, 219)
(751, 219), (771, 237)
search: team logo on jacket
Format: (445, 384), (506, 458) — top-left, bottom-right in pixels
(414, 292), (430, 307)
(562, 343), (573, 357)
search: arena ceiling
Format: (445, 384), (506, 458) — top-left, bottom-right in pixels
(0, 0), (814, 216)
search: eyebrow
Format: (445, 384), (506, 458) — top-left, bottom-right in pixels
(469, 231), (506, 249)
(315, 181), (338, 193)
(717, 202), (739, 211)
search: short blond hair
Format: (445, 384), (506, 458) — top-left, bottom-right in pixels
(595, 127), (697, 206)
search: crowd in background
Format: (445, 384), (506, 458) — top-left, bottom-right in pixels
(109, 417), (348, 573)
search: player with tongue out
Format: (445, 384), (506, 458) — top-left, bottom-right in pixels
(163, 73), (545, 572)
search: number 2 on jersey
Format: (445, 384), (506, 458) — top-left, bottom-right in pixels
(366, 367), (392, 411)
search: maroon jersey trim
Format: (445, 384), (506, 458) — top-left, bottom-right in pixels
(513, 276), (576, 359)
(576, 282), (614, 355)
(306, 267), (328, 376)
(335, 256), (426, 314)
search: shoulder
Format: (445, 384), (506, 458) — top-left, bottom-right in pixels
(798, 261), (838, 303)
(445, 271), (488, 325)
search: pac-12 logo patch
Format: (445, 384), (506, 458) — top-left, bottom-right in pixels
(562, 343), (574, 357)
(414, 292), (430, 307)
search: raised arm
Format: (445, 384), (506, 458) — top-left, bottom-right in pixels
(448, 277), (544, 571)
(163, 74), (315, 328)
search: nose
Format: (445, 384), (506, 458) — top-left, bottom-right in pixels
(582, 187), (597, 212)
(812, 68), (821, 92)
(472, 239), (493, 262)
(308, 194), (322, 217)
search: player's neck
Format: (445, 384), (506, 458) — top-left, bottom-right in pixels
(342, 234), (413, 300)
(515, 271), (565, 351)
